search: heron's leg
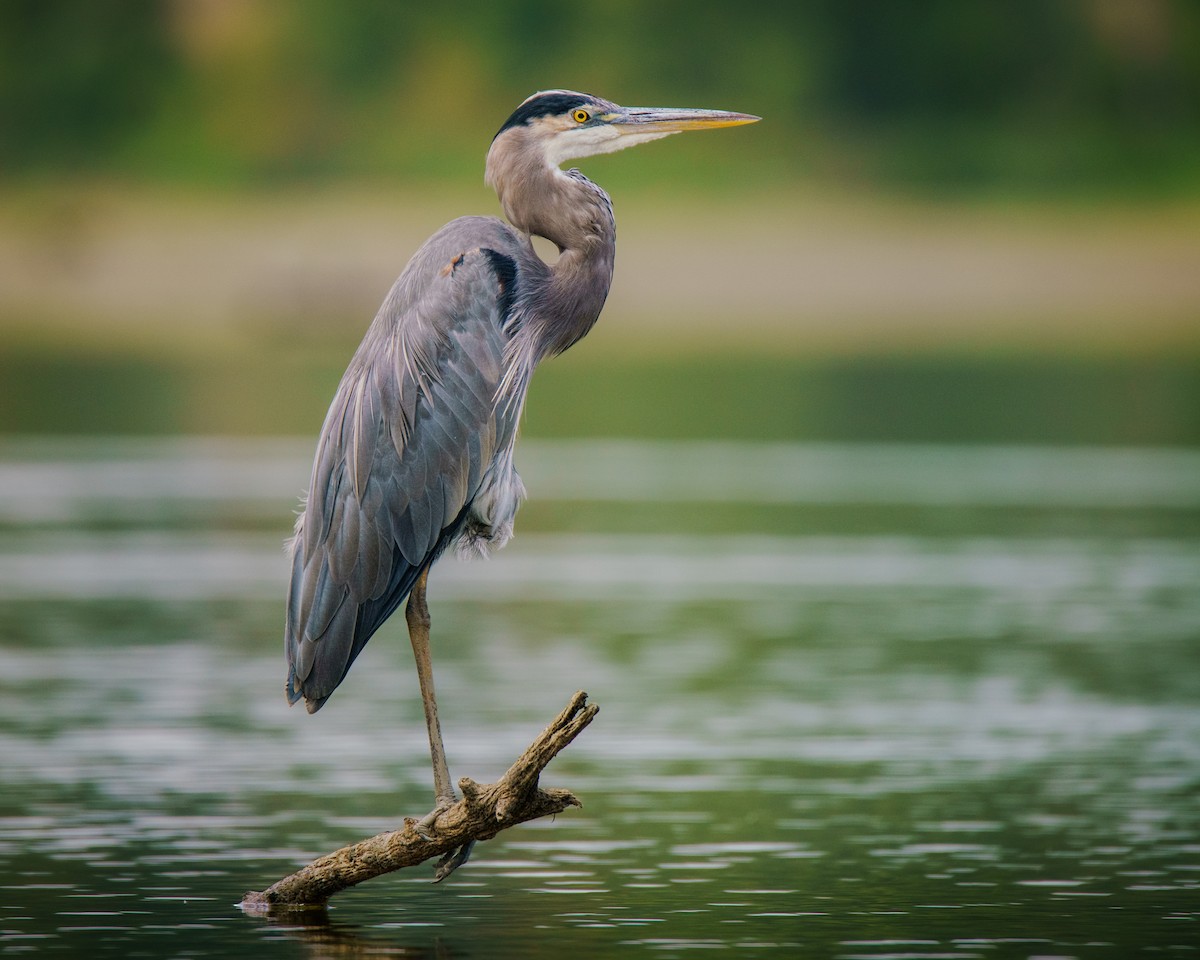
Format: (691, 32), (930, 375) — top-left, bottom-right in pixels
(408, 571), (453, 811)
(406, 570), (474, 879)
(405, 569), (455, 812)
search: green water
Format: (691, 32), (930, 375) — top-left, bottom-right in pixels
(1, 350), (1197, 446)
(1, 431), (1197, 958)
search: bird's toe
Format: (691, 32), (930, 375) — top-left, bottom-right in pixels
(433, 840), (475, 882)
(413, 797), (456, 840)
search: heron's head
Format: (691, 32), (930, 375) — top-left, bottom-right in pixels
(487, 90), (759, 177)
(485, 90), (757, 245)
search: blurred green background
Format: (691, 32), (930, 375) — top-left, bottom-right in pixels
(1, 0), (1198, 444)
(4, 8), (1200, 952)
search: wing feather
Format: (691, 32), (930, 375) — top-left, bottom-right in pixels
(285, 227), (521, 712)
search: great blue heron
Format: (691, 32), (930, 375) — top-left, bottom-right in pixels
(285, 90), (758, 875)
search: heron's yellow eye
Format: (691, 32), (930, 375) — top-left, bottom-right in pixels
(572, 109), (590, 124)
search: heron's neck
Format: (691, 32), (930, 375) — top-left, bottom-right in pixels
(539, 181), (615, 357)
(489, 155), (615, 360)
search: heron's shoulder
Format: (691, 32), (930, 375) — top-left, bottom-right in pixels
(420, 216), (529, 263)
(432, 214), (520, 243)
(391, 216), (527, 297)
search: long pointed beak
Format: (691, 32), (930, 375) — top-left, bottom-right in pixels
(611, 106), (761, 135)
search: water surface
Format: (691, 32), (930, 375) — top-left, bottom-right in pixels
(1, 438), (1197, 958)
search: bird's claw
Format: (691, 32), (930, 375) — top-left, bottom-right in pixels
(412, 796), (473, 882)
(433, 840), (475, 883)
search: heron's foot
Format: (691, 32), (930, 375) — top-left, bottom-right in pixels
(412, 794), (473, 883)
(413, 795), (458, 841)
(432, 839), (475, 883)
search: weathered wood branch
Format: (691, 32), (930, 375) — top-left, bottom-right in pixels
(240, 691), (598, 912)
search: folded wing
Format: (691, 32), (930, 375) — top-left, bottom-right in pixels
(285, 239), (519, 711)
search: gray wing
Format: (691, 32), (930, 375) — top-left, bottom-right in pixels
(285, 223), (521, 711)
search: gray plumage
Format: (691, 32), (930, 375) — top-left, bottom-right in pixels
(284, 91), (758, 721)
(285, 219), (536, 710)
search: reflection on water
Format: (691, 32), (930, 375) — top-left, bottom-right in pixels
(0, 438), (1197, 958)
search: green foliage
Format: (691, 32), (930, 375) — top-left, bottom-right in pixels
(2, 0), (1198, 194)
(0, 0), (179, 171)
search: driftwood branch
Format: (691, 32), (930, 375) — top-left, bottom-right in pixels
(240, 691), (598, 912)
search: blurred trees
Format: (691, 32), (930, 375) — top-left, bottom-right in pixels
(0, 0), (179, 172)
(1, 0), (1197, 193)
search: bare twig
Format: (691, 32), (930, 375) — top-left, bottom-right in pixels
(240, 691), (598, 912)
